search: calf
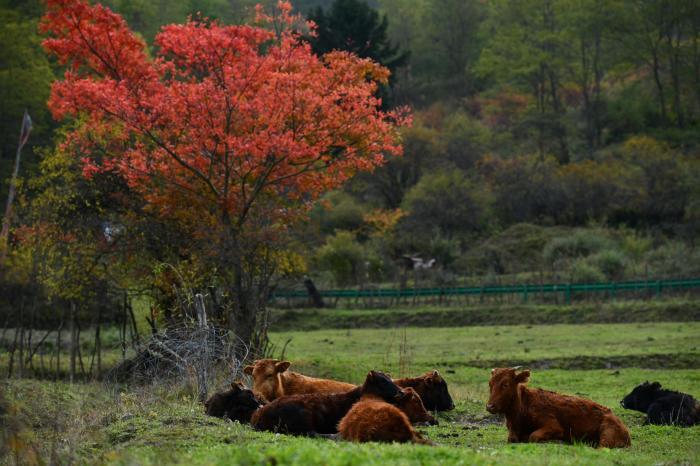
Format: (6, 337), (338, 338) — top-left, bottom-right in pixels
(397, 387), (438, 425)
(487, 368), (631, 448)
(244, 359), (355, 402)
(251, 370), (403, 435)
(621, 381), (699, 427)
(203, 382), (264, 423)
(338, 396), (433, 445)
(394, 370), (455, 411)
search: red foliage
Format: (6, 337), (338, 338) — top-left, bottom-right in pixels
(41, 0), (409, 232)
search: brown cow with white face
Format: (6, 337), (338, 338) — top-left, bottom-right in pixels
(487, 367), (631, 448)
(243, 359), (355, 402)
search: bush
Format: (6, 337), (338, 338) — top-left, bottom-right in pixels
(543, 229), (613, 265)
(314, 231), (366, 287)
(459, 223), (567, 275)
(644, 241), (700, 278)
(587, 249), (627, 281)
(311, 191), (365, 235)
(569, 259), (606, 283)
(400, 169), (493, 242)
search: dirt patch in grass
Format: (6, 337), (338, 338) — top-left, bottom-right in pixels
(453, 413), (503, 428)
(453, 352), (700, 370)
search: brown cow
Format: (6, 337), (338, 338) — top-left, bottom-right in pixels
(396, 387), (438, 425)
(338, 391), (433, 444)
(394, 370), (455, 411)
(203, 382), (264, 423)
(251, 370), (403, 435)
(244, 359), (355, 402)
(487, 368), (631, 448)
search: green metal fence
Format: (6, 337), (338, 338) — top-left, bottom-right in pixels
(271, 278), (700, 305)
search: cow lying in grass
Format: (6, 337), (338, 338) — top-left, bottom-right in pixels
(244, 359), (355, 402)
(203, 382), (264, 423)
(394, 370), (455, 411)
(245, 359), (454, 412)
(250, 370), (402, 435)
(487, 368), (631, 448)
(338, 387), (436, 444)
(621, 381), (699, 426)
(396, 387), (438, 426)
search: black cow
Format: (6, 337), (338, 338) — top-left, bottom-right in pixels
(204, 382), (265, 423)
(621, 381), (699, 427)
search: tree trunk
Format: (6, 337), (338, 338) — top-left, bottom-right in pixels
(230, 258), (257, 361)
(651, 43), (667, 123)
(69, 301), (77, 383)
(592, 27), (603, 148)
(17, 297), (25, 378)
(666, 27), (684, 128)
(304, 278), (325, 308)
(55, 308), (63, 381)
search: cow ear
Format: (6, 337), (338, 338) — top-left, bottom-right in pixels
(232, 381), (245, 391)
(515, 370), (530, 384)
(243, 365), (254, 375)
(491, 368), (496, 375)
(275, 361), (291, 373)
(650, 382), (662, 390)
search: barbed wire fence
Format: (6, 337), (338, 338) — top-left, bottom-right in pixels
(108, 266), (251, 401)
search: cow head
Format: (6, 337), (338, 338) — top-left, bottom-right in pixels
(420, 370), (455, 411)
(398, 387), (438, 425)
(487, 367), (530, 414)
(243, 359), (291, 402)
(621, 381), (662, 412)
(204, 381), (264, 422)
(361, 370), (405, 403)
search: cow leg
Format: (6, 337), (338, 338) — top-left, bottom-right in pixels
(598, 415), (631, 448)
(528, 421), (564, 443)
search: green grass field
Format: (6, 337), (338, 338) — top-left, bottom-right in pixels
(2, 318), (699, 465)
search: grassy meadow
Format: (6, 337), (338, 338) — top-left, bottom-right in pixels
(2, 310), (699, 466)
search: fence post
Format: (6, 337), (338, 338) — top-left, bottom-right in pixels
(522, 285), (528, 304)
(194, 293), (208, 402)
(565, 284), (571, 305)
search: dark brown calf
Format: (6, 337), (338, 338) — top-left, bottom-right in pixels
(203, 382), (264, 423)
(244, 359), (355, 402)
(338, 397), (433, 445)
(394, 370), (455, 411)
(251, 370), (403, 435)
(487, 368), (631, 448)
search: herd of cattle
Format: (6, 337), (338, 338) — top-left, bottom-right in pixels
(203, 359), (700, 447)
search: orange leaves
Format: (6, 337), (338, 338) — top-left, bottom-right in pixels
(41, 0), (408, 233)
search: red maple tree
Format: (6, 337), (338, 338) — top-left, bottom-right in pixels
(41, 0), (408, 350)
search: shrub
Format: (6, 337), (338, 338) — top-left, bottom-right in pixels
(569, 259), (606, 283)
(644, 242), (700, 278)
(311, 191), (365, 235)
(543, 229), (613, 265)
(314, 231), (366, 287)
(587, 249), (627, 281)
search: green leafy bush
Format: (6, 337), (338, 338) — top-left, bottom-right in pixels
(587, 249), (627, 281)
(570, 259), (606, 283)
(314, 231), (366, 287)
(543, 229), (613, 265)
